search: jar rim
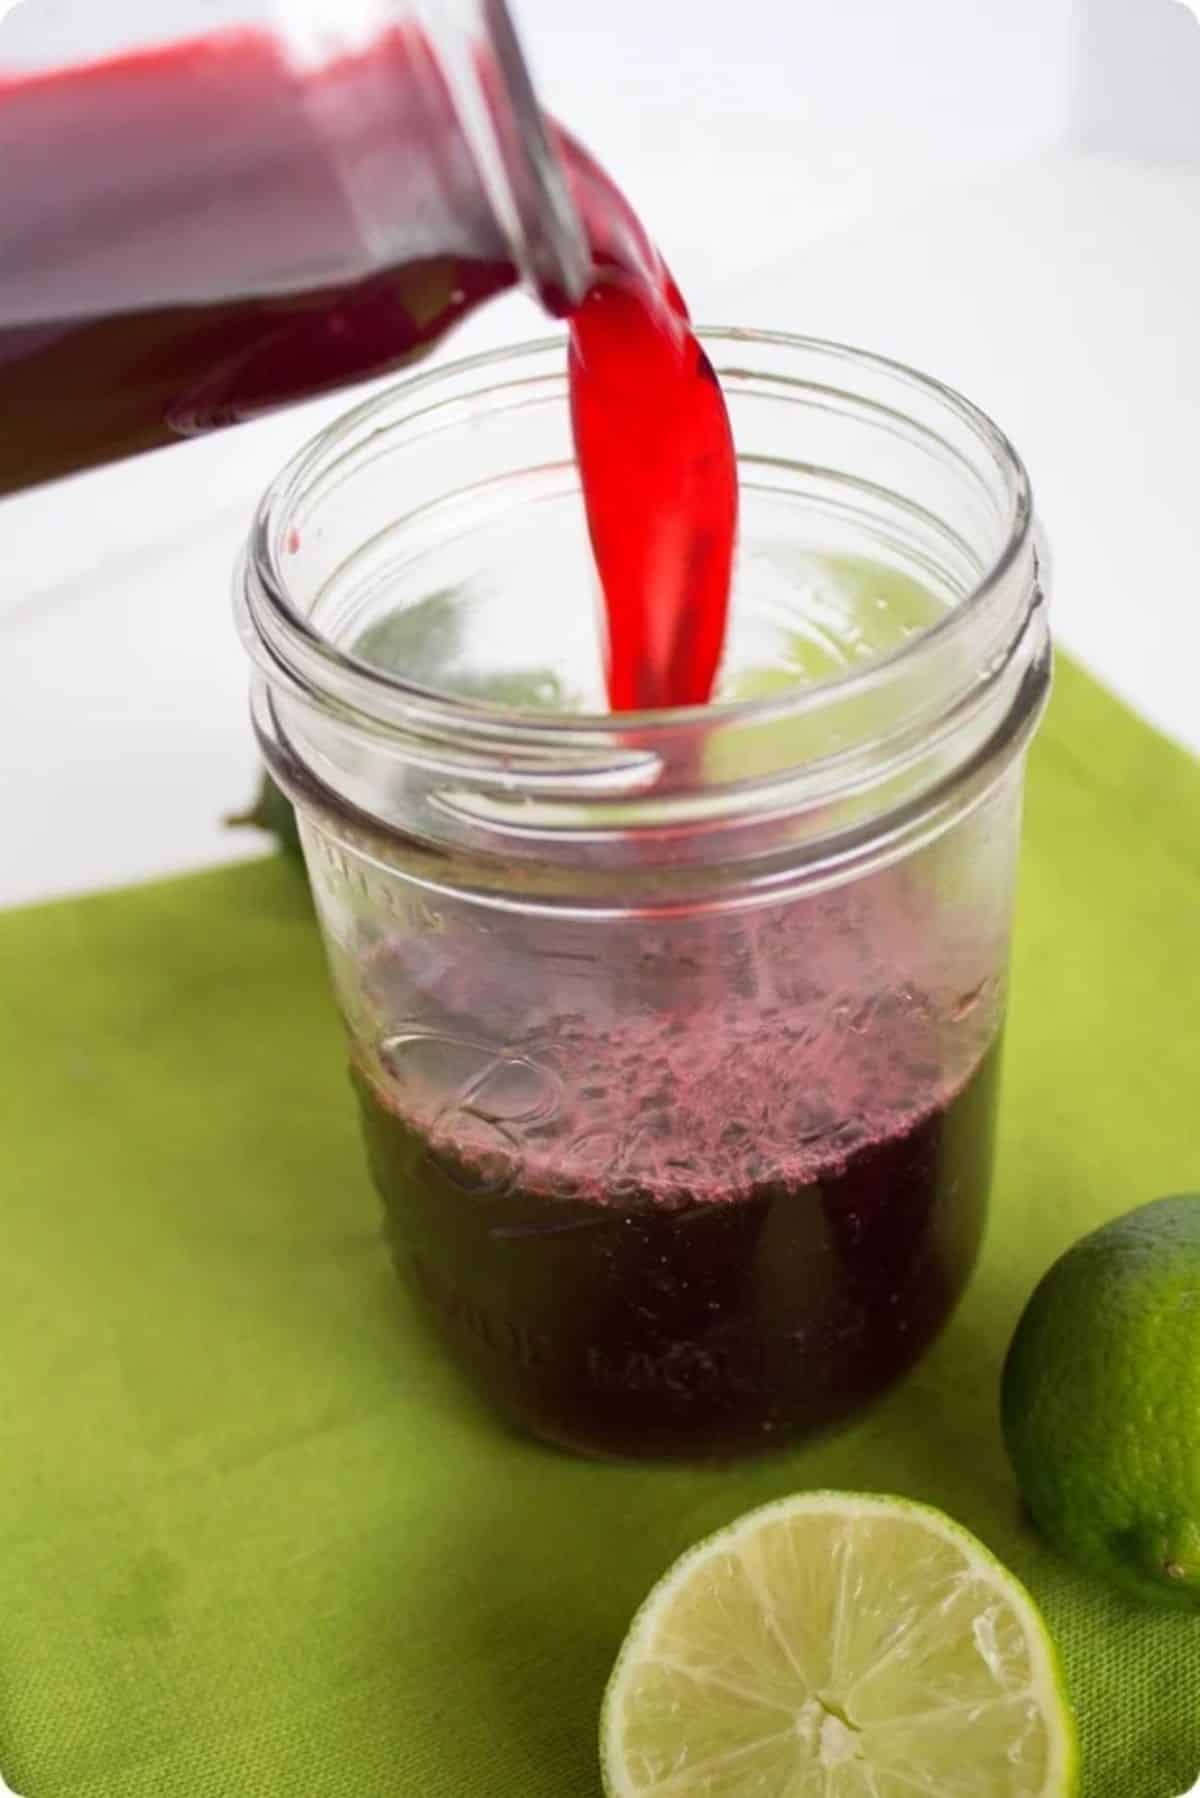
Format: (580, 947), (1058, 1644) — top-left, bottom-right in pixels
(240, 326), (1049, 897)
(242, 326), (1033, 745)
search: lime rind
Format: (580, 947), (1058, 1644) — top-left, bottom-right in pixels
(1002, 1194), (1200, 1612)
(601, 1490), (1079, 1798)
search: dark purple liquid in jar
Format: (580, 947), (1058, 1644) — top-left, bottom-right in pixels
(351, 900), (1000, 1460)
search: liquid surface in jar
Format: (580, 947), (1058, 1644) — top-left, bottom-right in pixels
(352, 897), (1000, 1460)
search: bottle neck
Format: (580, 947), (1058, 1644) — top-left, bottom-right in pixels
(420, 0), (590, 309)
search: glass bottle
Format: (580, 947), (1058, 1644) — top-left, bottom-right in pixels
(0, 0), (587, 494)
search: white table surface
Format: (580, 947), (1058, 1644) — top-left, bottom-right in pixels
(2, 140), (1198, 909)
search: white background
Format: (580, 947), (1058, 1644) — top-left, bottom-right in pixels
(2, 0), (1199, 906)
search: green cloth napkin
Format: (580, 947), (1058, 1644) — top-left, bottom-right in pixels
(3, 657), (1198, 1798)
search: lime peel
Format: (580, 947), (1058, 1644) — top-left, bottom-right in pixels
(1002, 1194), (1200, 1611)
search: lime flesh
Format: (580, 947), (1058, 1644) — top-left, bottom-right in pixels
(602, 1491), (1078, 1797)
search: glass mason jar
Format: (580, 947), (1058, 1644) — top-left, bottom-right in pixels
(238, 331), (1050, 1461)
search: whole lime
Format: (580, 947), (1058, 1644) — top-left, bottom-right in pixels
(1002, 1194), (1200, 1609)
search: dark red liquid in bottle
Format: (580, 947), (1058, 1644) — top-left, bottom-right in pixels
(0, 30), (510, 483)
(1, 25), (735, 709)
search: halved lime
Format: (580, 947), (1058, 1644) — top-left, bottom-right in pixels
(601, 1491), (1078, 1796)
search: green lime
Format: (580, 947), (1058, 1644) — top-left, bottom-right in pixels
(1003, 1193), (1200, 1610)
(601, 1490), (1078, 1796)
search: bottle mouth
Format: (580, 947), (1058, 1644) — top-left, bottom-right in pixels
(427, 0), (590, 308)
(238, 330), (1049, 893)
